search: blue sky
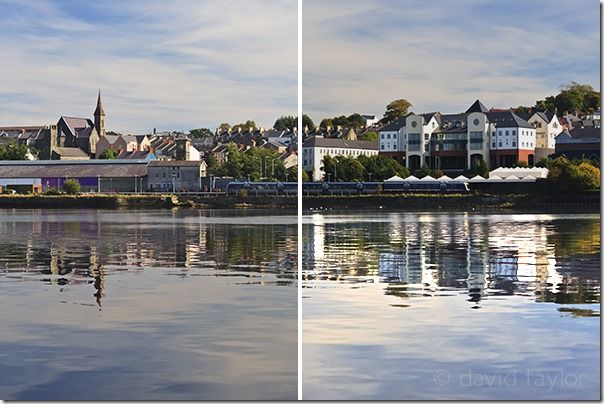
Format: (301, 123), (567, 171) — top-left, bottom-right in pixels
(0, 0), (297, 133)
(303, 0), (601, 123)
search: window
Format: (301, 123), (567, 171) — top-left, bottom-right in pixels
(499, 142), (502, 147)
(512, 142), (516, 147)
(492, 142), (496, 148)
(381, 133), (385, 139)
(393, 134), (397, 139)
(505, 130), (509, 136)
(512, 130), (516, 136)
(387, 134), (391, 139)
(381, 144), (384, 150)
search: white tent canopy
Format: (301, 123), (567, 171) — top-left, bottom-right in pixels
(438, 175), (452, 181)
(405, 175), (419, 181)
(420, 175), (436, 181)
(384, 175), (406, 182)
(469, 175), (486, 182)
(454, 175), (469, 181)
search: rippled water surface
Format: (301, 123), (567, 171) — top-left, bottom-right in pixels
(0, 209), (297, 400)
(303, 212), (600, 400)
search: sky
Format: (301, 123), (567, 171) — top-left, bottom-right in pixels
(0, 0), (297, 133)
(303, 0), (601, 123)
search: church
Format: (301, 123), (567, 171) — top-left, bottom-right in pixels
(0, 91), (106, 160)
(51, 91), (105, 159)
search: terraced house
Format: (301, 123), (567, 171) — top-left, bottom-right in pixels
(377, 100), (563, 171)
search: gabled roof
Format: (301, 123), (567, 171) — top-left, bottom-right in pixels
(378, 116), (406, 132)
(302, 136), (378, 150)
(486, 111), (533, 128)
(466, 100), (488, 113)
(568, 127), (601, 140)
(53, 147), (90, 158)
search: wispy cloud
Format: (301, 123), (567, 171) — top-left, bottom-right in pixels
(303, 0), (600, 122)
(0, 0), (297, 133)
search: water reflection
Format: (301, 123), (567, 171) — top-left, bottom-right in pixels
(0, 209), (297, 308)
(304, 213), (600, 307)
(0, 209), (297, 400)
(302, 212), (600, 400)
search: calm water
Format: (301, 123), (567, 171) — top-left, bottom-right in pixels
(303, 212), (601, 400)
(0, 209), (297, 400)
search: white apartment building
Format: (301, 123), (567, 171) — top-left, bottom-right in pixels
(378, 100), (542, 170)
(302, 136), (378, 180)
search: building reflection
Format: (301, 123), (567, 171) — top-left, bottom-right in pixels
(304, 213), (601, 306)
(0, 212), (296, 307)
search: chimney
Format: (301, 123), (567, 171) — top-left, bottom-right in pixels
(153, 128), (157, 135)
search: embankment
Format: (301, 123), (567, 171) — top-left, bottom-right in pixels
(302, 192), (600, 212)
(0, 194), (297, 209)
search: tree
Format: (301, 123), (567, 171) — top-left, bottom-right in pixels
(347, 113), (365, 129)
(301, 114), (315, 131)
(319, 118), (333, 128)
(217, 123), (231, 132)
(189, 128), (213, 138)
(232, 120), (257, 132)
(470, 158), (489, 177)
(547, 157), (600, 193)
(0, 141), (29, 160)
(99, 149), (117, 159)
(302, 170), (310, 182)
(359, 131), (378, 141)
(63, 179), (81, 194)
(274, 115), (296, 131)
(381, 98), (412, 124)
(418, 163), (431, 178)
(535, 96), (556, 112)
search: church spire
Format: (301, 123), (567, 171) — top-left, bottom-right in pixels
(94, 89), (105, 137)
(94, 89), (105, 116)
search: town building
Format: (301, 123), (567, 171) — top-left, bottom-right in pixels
(377, 100), (541, 171)
(554, 127), (600, 161)
(147, 160), (208, 192)
(0, 160), (148, 192)
(302, 136), (378, 180)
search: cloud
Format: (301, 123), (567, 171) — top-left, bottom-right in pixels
(303, 0), (600, 122)
(0, 0), (297, 133)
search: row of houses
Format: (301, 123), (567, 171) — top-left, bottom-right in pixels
(302, 100), (600, 180)
(0, 91), (298, 170)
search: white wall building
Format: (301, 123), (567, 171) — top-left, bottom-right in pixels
(302, 136), (378, 180)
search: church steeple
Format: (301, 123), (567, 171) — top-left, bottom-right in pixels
(94, 89), (105, 137)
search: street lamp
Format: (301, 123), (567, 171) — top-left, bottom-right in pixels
(368, 172), (372, 182)
(97, 176), (101, 193)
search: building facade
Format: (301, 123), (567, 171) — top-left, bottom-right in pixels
(147, 160), (208, 192)
(302, 136), (378, 181)
(378, 100), (541, 171)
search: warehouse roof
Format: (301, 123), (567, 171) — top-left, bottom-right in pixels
(0, 160), (149, 178)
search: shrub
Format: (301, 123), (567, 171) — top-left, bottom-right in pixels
(63, 179), (81, 194)
(43, 187), (62, 195)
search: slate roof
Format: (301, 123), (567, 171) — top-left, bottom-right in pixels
(0, 160), (148, 178)
(568, 127), (601, 140)
(378, 116), (407, 132)
(486, 111), (534, 128)
(302, 136), (378, 150)
(148, 160), (205, 167)
(54, 147), (90, 158)
(466, 100), (489, 113)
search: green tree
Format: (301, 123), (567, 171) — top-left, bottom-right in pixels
(217, 123), (231, 132)
(418, 163), (431, 178)
(302, 170), (310, 182)
(320, 118), (333, 128)
(470, 158), (489, 177)
(63, 179), (81, 194)
(547, 157), (600, 193)
(301, 114), (315, 131)
(359, 131), (378, 141)
(189, 128), (213, 138)
(99, 149), (117, 159)
(347, 113), (365, 129)
(232, 120), (257, 132)
(381, 98), (412, 124)
(274, 115), (296, 131)
(0, 141), (29, 160)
